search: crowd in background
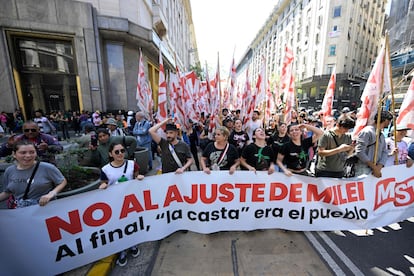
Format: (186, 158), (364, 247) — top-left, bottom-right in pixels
(1, 104), (414, 266)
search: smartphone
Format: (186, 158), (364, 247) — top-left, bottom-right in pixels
(91, 135), (98, 147)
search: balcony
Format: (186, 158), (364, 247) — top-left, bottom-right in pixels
(152, 2), (168, 38)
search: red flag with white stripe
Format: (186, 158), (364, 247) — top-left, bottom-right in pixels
(265, 79), (275, 123)
(243, 69), (255, 127)
(396, 76), (414, 130)
(321, 67), (336, 127)
(353, 43), (391, 138)
(255, 56), (266, 107)
(168, 72), (186, 128)
(281, 46), (295, 125)
(157, 50), (167, 123)
(136, 49), (153, 118)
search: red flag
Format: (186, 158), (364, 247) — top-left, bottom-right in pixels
(136, 49), (153, 118)
(168, 72), (186, 128)
(353, 43), (391, 138)
(243, 69), (255, 127)
(321, 67), (336, 127)
(255, 56), (266, 107)
(281, 46), (295, 125)
(396, 77), (414, 130)
(265, 79), (275, 123)
(157, 49), (167, 123)
(228, 57), (237, 109)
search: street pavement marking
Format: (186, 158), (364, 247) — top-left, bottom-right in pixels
(304, 232), (346, 276)
(317, 231), (364, 276)
(231, 239), (239, 276)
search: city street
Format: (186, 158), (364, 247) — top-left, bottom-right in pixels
(308, 218), (414, 275)
(64, 213), (414, 275)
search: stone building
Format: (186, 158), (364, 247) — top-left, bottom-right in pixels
(236, 0), (387, 111)
(0, 0), (198, 120)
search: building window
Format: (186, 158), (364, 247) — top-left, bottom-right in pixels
(329, 45), (337, 56)
(333, 6), (341, 17)
(333, 25), (338, 31)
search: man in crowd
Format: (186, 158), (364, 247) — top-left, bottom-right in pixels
(149, 118), (193, 174)
(133, 111), (153, 170)
(315, 114), (355, 178)
(0, 121), (62, 163)
(385, 124), (413, 167)
(34, 109), (55, 135)
(89, 128), (137, 168)
(354, 111), (393, 178)
(246, 110), (262, 143)
(106, 118), (125, 137)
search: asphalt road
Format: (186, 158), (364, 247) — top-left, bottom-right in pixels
(306, 218), (414, 275)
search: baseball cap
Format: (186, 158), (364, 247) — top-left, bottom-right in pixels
(106, 118), (117, 126)
(165, 123), (178, 132)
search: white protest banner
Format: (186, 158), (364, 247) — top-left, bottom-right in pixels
(0, 166), (413, 275)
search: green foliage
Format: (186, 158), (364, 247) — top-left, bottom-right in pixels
(190, 62), (204, 80)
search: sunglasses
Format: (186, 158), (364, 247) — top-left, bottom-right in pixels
(114, 149), (126, 155)
(24, 129), (37, 133)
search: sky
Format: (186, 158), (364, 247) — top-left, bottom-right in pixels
(190, 0), (277, 75)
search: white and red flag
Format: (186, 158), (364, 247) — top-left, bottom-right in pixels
(227, 57), (237, 109)
(321, 67), (336, 127)
(396, 76), (414, 130)
(281, 46), (295, 124)
(243, 69), (255, 127)
(265, 79), (275, 123)
(353, 43), (391, 138)
(168, 72), (186, 128)
(157, 49), (167, 123)
(136, 49), (153, 118)
(255, 56), (266, 108)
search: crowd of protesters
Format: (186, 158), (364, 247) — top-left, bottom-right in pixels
(1, 105), (414, 267)
(2, 106), (413, 176)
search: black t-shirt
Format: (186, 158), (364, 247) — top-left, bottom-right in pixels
(241, 143), (275, 171)
(202, 142), (239, 170)
(279, 136), (313, 170)
(271, 134), (290, 156)
(229, 130), (249, 156)
(159, 138), (192, 173)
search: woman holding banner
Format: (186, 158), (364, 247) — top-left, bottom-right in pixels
(0, 141), (66, 208)
(201, 126), (240, 174)
(99, 142), (144, 266)
(276, 123), (323, 176)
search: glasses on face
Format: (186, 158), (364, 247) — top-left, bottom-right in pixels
(24, 129), (37, 133)
(114, 149), (126, 155)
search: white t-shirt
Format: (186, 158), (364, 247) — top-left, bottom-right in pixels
(101, 160), (136, 186)
(246, 119), (262, 142)
(385, 137), (409, 166)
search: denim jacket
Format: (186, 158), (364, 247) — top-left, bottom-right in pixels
(133, 120), (152, 146)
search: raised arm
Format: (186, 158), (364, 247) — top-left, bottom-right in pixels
(149, 118), (170, 144)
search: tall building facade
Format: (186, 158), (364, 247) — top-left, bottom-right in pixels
(237, 0), (387, 111)
(0, 0), (198, 119)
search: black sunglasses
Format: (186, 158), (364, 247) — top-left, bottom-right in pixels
(114, 149), (126, 155)
(24, 129), (37, 133)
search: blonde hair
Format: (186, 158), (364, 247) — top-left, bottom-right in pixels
(215, 126), (230, 138)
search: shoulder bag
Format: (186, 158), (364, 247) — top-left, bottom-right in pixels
(7, 161), (41, 209)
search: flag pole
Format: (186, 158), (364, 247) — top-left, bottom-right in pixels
(217, 52), (223, 126)
(373, 36), (388, 164)
(385, 35), (399, 165)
